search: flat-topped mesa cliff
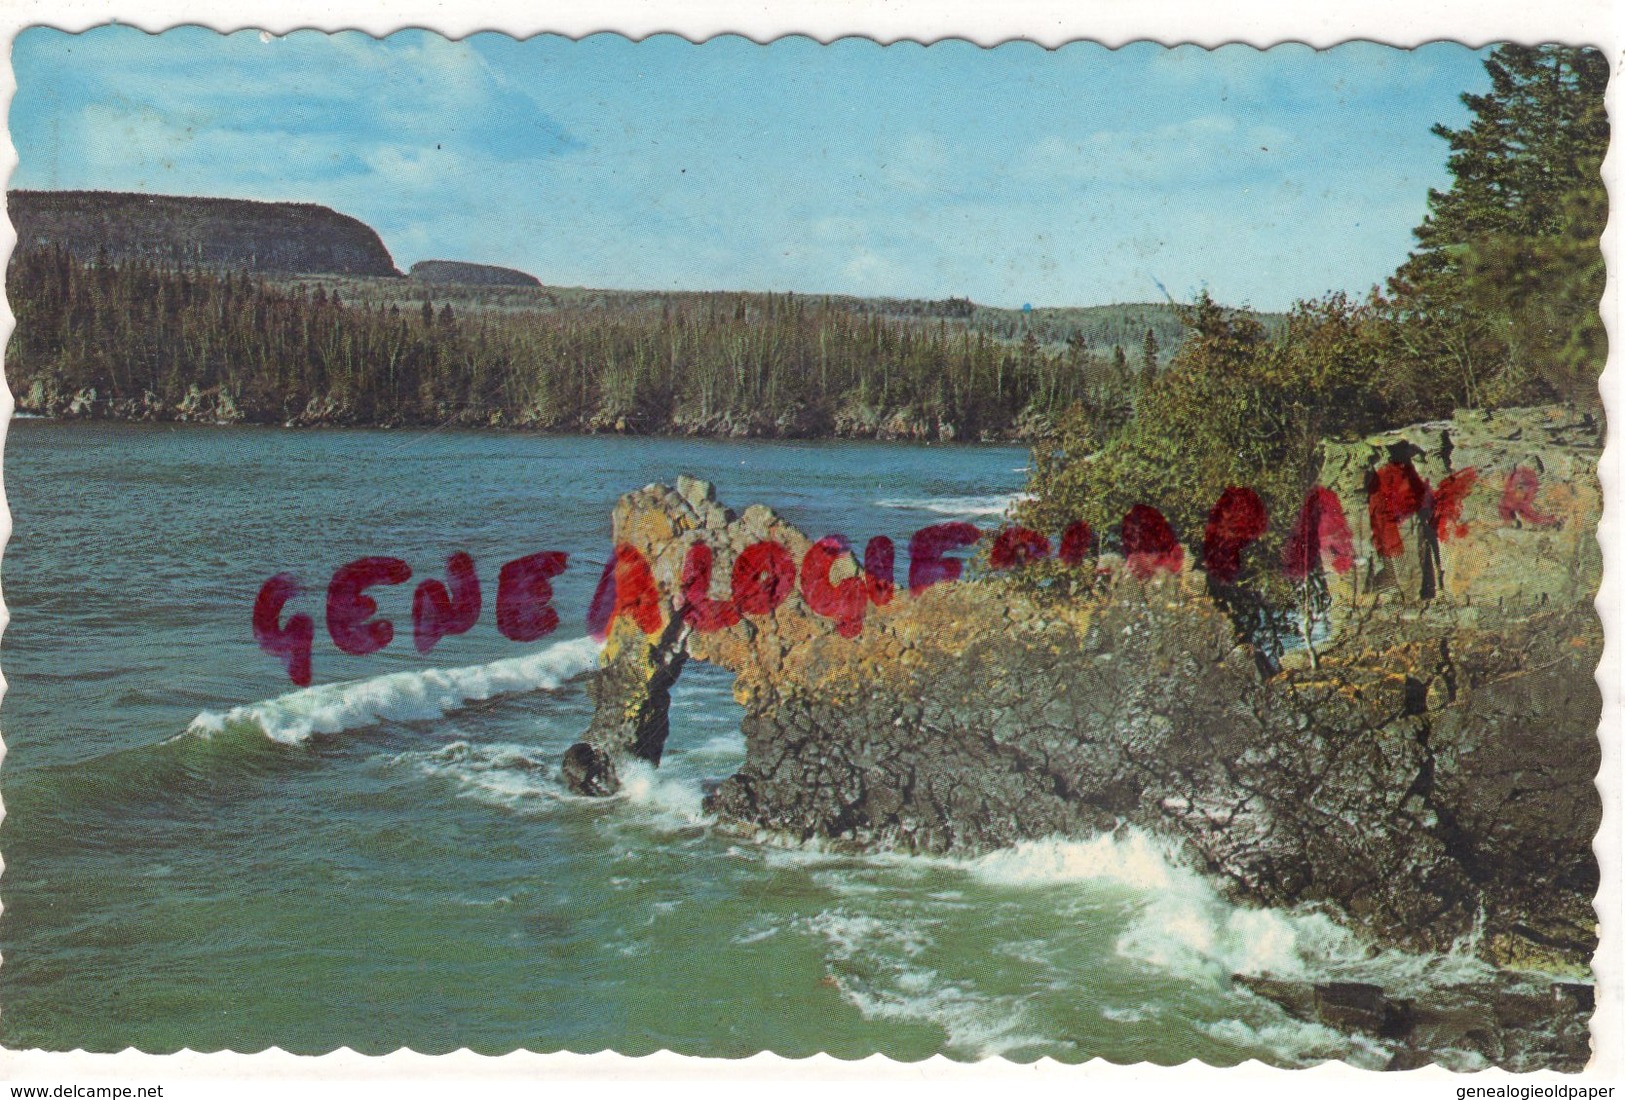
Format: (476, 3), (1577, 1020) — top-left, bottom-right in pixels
(567, 405), (1600, 1028)
(8, 190), (401, 277)
(408, 259), (542, 287)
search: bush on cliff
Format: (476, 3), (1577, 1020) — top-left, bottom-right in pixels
(1018, 292), (1396, 598)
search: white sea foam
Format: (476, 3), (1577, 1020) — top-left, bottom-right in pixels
(875, 493), (1033, 518)
(839, 976), (1053, 1059)
(966, 830), (1178, 892)
(714, 818), (1492, 1014)
(183, 635), (602, 745)
(800, 909), (1051, 1058)
(614, 758), (709, 826)
(959, 829), (1498, 995)
(962, 831), (1337, 979)
(1200, 1016), (1389, 1069)
(392, 740), (563, 813)
(1101, 1005), (1152, 1024)
(747, 826), (1488, 1062)
(802, 909), (935, 960)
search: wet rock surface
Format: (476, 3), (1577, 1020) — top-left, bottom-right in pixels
(567, 406), (1601, 1069)
(1233, 973), (1593, 1071)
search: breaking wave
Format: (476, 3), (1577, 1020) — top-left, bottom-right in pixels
(770, 828), (1501, 1066)
(614, 759), (713, 827)
(182, 635), (602, 745)
(961, 831), (1499, 995)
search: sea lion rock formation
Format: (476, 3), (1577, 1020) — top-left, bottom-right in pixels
(565, 406), (1601, 1000)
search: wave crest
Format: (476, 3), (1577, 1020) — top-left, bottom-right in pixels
(183, 635), (602, 745)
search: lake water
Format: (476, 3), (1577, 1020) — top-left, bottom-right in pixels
(0, 420), (1489, 1062)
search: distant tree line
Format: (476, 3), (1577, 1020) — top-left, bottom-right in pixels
(7, 249), (1159, 440)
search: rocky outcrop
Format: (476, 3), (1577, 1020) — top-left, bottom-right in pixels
(9, 190), (402, 276)
(1233, 973), (1594, 1071)
(408, 259), (542, 287)
(567, 406), (1601, 1068)
(1315, 404), (1601, 631)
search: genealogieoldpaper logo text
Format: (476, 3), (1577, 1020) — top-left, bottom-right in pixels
(252, 459), (1561, 685)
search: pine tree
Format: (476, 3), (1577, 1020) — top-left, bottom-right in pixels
(1391, 45), (1608, 406)
(1141, 327), (1160, 374)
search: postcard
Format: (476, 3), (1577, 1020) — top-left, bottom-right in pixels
(0, 9), (1614, 1089)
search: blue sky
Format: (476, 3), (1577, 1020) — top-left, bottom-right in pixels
(10, 27), (1489, 311)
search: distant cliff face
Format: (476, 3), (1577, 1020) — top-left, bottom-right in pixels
(409, 259), (541, 287)
(8, 190), (401, 277)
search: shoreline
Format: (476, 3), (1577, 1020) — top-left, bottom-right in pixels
(7, 405), (1042, 447)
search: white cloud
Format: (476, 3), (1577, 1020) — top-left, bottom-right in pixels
(1022, 114), (1296, 189)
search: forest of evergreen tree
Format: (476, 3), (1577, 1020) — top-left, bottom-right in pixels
(6, 247), (1154, 441)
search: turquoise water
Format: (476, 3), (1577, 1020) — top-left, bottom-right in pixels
(0, 421), (1491, 1062)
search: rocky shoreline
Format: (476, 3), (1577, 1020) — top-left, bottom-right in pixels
(13, 380), (1048, 443)
(564, 404), (1601, 1070)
